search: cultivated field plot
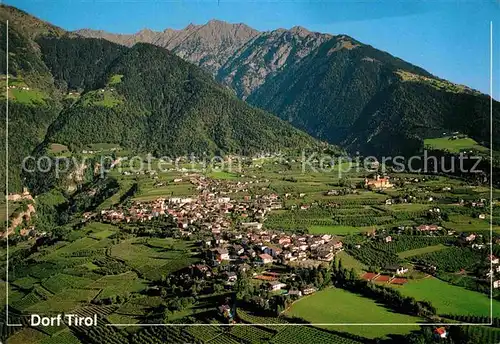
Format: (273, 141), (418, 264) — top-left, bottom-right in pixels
(110, 238), (198, 280)
(6, 327), (49, 344)
(86, 222), (119, 239)
(285, 288), (422, 339)
(87, 271), (147, 300)
(444, 214), (497, 232)
(42, 273), (94, 294)
(133, 180), (197, 201)
(308, 225), (373, 235)
(395, 277), (500, 317)
(113, 295), (163, 319)
(269, 326), (364, 344)
(26, 288), (101, 313)
(40, 237), (103, 259)
(48, 143), (70, 156)
(39, 328), (82, 344)
(424, 136), (488, 153)
(397, 244), (448, 258)
(335, 251), (366, 273)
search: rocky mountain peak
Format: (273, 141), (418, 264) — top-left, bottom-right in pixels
(289, 25), (311, 36)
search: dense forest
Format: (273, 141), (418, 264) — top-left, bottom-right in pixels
(40, 38), (318, 156)
(1, 3), (500, 194)
(0, 5), (320, 193)
(0, 20), (62, 193)
(247, 37), (500, 156)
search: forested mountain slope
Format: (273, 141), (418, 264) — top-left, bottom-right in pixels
(0, 6), (64, 193)
(39, 37), (318, 155)
(0, 5), (319, 194)
(78, 21), (500, 156)
(246, 38), (498, 155)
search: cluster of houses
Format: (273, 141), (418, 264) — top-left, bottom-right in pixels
(486, 255), (500, 289)
(7, 85), (30, 90)
(364, 175), (394, 189)
(98, 175), (347, 270)
(99, 176), (287, 232)
(207, 229), (343, 267)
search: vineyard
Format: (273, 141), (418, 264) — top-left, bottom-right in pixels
(228, 324), (275, 343)
(186, 325), (223, 342)
(370, 236), (451, 255)
(130, 326), (201, 344)
(265, 205), (397, 231)
(236, 309), (289, 332)
(443, 314), (500, 325)
(345, 246), (401, 268)
(39, 329), (82, 344)
(270, 326), (363, 344)
(460, 325), (500, 344)
(411, 247), (486, 272)
(89, 272), (147, 300)
(205, 333), (240, 344)
(345, 235), (457, 269)
(70, 306), (128, 344)
(42, 273), (94, 294)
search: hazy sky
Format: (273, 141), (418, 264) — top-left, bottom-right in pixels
(6, 0), (500, 96)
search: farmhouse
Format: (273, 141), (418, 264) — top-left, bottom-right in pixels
(212, 248), (230, 262)
(489, 255), (500, 265)
(316, 250), (334, 262)
(225, 272), (238, 284)
(385, 265), (408, 275)
(258, 254), (273, 264)
(241, 222), (263, 230)
(364, 175), (393, 189)
(433, 327), (448, 339)
(268, 281), (287, 291)
(331, 239), (343, 250)
(287, 290), (302, 297)
(302, 285), (317, 295)
(465, 234), (476, 242)
(416, 224), (439, 232)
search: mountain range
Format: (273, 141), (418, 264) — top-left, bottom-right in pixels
(0, 5), (318, 194)
(76, 17), (499, 156)
(0, 4), (499, 194)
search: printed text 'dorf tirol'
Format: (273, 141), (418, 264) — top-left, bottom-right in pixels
(30, 314), (97, 326)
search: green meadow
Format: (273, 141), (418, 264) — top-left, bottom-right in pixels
(285, 287), (422, 339)
(396, 277), (500, 317)
(397, 244), (448, 258)
(424, 136), (488, 153)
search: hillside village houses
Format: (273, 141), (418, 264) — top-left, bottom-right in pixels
(98, 174), (345, 269)
(364, 175), (394, 189)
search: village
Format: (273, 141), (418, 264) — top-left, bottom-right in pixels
(92, 172), (497, 298)
(99, 175), (344, 268)
(2, 163), (499, 343)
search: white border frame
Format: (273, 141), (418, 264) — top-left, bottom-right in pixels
(3, 19), (495, 328)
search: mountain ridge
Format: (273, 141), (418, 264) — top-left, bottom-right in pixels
(1, 4), (499, 197)
(74, 18), (499, 156)
(0, 5), (322, 194)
